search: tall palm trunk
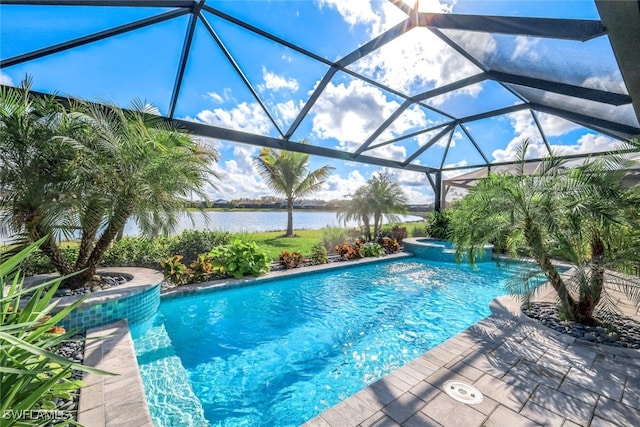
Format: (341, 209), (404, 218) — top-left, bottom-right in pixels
(285, 197), (294, 237)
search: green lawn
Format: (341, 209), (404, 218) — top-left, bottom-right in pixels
(232, 229), (324, 260)
(233, 221), (428, 260)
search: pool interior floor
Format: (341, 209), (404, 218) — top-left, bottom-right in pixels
(304, 283), (640, 427)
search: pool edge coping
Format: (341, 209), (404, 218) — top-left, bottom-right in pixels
(78, 319), (153, 427)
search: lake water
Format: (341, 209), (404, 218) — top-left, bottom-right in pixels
(122, 211), (424, 236)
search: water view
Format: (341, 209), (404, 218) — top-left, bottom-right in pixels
(122, 211), (424, 236)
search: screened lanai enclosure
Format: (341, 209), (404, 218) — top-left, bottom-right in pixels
(1, 0), (639, 208)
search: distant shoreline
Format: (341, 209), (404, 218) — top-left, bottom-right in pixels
(187, 207), (430, 217)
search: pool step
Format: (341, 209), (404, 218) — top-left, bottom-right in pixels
(135, 324), (209, 427)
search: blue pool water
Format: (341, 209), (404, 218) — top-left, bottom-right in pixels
(131, 258), (519, 426)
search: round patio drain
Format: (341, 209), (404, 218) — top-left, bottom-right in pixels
(443, 380), (484, 405)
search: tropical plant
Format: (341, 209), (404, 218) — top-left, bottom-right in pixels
(337, 171), (408, 241)
(362, 242), (385, 257)
(0, 81), (220, 289)
(380, 237), (401, 254)
(160, 255), (192, 286)
(167, 230), (232, 264)
(426, 211), (451, 239)
(279, 251), (306, 269)
(208, 240), (270, 279)
(0, 240), (112, 425)
(309, 243), (328, 265)
(321, 227), (350, 254)
(380, 225), (408, 244)
(252, 143), (333, 237)
(449, 140), (640, 324)
(190, 254), (216, 283)
(335, 240), (364, 260)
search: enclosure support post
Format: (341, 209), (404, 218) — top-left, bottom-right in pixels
(434, 171), (443, 212)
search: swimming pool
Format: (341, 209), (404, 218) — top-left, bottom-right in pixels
(131, 258), (519, 426)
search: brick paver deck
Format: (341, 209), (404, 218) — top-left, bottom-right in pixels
(304, 284), (640, 427)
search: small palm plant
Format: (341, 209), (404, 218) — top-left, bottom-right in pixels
(0, 240), (112, 426)
(450, 139), (640, 324)
(338, 172), (408, 241)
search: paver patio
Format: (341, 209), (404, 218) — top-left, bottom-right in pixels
(304, 284), (640, 427)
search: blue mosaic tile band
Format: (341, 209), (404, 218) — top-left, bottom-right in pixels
(60, 285), (160, 332)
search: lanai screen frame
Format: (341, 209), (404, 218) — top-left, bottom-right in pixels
(2, 0), (639, 211)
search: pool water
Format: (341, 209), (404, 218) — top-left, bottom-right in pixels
(131, 258), (520, 426)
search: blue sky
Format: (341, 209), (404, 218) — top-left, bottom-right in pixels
(1, 0), (633, 204)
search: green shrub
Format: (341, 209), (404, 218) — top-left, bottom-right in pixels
(101, 237), (170, 268)
(322, 227), (350, 254)
(309, 243), (328, 265)
(411, 224), (427, 237)
(0, 241), (112, 424)
(17, 247), (79, 276)
(168, 230), (232, 264)
(426, 211), (451, 239)
(208, 240), (270, 279)
(279, 251), (306, 269)
(362, 242), (385, 257)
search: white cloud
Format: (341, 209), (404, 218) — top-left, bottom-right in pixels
(369, 168), (435, 204)
(511, 36), (540, 61)
(207, 88), (234, 104)
(537, 113), (580, 137)
(0, 72), (13, 86)
(492, 110), (620, 163)
(276, 99), (302, 124)
(553, 133), (622, 156)
(207, 92), (224, 104)
(206, 144), (266, 200)
(351, 27), (491, 100)
(441, 160), (469, 179)
(259, 67), (299, 92)
(404, 0), (456, 13)
(314, 170), (368, 200)
(582, 74), (627, 94)
(311, 79), (405, 151)
(368, 143), (408, 161)
(196, 102), (273, 135)
(316, 0), (406, 36)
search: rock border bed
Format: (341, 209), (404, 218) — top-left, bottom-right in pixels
(522, 302), (640, 349)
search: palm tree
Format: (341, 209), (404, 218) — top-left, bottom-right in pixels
(367, 172), (408, 239)
(449, 140), (640, 324)
(338, 171), (408, 241)
(336, 186), (373, 240)
(253, 144), (333, 237)
(0, 82), (220, 288)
